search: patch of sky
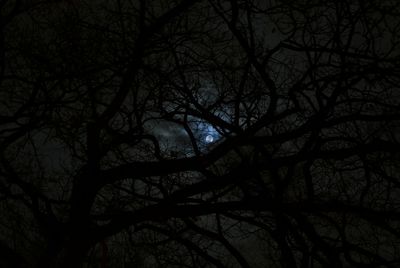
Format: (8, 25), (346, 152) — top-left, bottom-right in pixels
(195, 83), (219, 107)
(189, 118), (221, 145)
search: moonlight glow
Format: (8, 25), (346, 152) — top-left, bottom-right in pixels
(205, 135), (214, 143)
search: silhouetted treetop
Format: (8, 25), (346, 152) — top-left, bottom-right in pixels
(0, 0), (399, 267)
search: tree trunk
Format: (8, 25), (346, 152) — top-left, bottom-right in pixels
(37, 235), (92, 268)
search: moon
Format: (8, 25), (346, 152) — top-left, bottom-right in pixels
(205, 135), (214, 143)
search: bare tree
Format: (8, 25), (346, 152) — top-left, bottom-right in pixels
(0, 0), (399, 267)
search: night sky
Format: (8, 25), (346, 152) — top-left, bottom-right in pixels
(0, 0), (399, 267)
